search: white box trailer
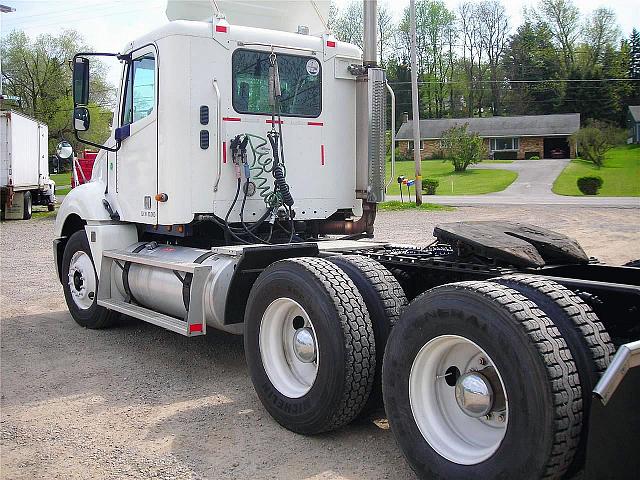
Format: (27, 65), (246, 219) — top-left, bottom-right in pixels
(1, 110), (56, 220)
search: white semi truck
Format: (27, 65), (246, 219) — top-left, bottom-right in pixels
(53, 2), (639, 479)
(1, 110), (56, 219)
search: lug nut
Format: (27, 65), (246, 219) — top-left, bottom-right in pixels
(478, 357), (486, 365)
(497, 414), (505, 422)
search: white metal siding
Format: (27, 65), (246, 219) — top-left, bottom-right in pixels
(0, 111), (46, 189)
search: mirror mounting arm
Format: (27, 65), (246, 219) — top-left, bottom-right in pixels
(74, 130), (121, 153)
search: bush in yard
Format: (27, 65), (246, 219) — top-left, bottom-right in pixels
(572, 120), (626, 168)
(529, 155), (540, 160)
(422, 178), (439, 195)
(441, 124), (486, 172)
(394, 147), (412, 162)
(577, 176), (603, 195)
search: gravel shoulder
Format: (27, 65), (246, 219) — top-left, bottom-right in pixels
(1, 206), (638, 479)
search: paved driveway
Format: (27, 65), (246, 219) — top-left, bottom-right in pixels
(388, 159), (640, 207)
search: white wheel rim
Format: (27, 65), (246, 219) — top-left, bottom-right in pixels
(259, 298), (319, 398)
(67, 251), (97, 310)
(409, 335), (509, 465)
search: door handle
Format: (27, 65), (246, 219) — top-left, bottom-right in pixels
(213, 78), (222, 192)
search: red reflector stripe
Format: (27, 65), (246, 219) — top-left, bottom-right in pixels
(215, 25), (228, 33)
(222, 117), (241, 122)
(308, 121), (323, 126)
(189, 323), (203, 333)
(326, 40), (336, 48)
(266, 119), (283, 124)
(223, 141), (227, 164)
(321, 144), (325, 166)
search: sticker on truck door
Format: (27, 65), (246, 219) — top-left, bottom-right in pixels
(306, 59), (320, 76)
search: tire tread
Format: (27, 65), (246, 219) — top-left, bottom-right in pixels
(288, 257), (376, 430)
(425, 281), (583, 479)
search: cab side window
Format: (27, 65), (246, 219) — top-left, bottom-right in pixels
(121, 54), (156, 126)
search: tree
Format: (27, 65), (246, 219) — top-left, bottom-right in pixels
(583, 7), (620, 70)
(477, 0), (509, 115)
(539, 0), (581, 73)
(330, 0), (395, 66)
(572, 120), (624, 167)
(502, 21), (563, 115)
(441, 124), (486, 172)
(1, 29), (114, 155)
(397, 1), (457, 118)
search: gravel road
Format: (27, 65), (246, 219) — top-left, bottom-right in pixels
(1, 205), (638, 479)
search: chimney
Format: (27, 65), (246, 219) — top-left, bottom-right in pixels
(402, 112), (409, 124)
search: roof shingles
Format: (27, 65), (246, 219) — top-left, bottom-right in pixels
(396, 113), (581, 140)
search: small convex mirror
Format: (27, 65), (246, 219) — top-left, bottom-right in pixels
(73, 107), (90, 131)
(56, 141), (73, 159)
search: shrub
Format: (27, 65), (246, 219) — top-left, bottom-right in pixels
(441, 124), (486, 172)
(529, 155), (540, 160)
(577, 176), (603, 195)
(572, 120), (625, 168)
(394, 147), (412, 162)
(422, 178), (439, 195)
(430, 149), (446, 160)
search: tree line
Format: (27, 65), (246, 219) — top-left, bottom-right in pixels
(330, 0), (640, 127)
(1, 30), (114, 155)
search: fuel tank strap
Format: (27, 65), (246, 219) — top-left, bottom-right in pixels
(182, 251), (216, 311)
(122, 243), (148, 305)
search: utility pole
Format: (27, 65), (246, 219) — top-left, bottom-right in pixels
(409, 0), (423, 205)
(0, 4), (16, 98)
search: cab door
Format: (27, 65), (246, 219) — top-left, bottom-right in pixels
(115, 45), (158, 223)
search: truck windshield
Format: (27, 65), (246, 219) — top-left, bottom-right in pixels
(232, 49), (321, 118)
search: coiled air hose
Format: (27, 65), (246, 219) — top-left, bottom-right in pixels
(267, 131), (294, 207)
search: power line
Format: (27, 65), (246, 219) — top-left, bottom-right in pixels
(388, 78), (640, 85)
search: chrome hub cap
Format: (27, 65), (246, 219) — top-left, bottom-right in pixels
(292, 327), (317, 363)
(409, 335), (509, 465)
(67, 251), (97, 310)
(259, 298), (319, 398)
(455, 372), (494, 418)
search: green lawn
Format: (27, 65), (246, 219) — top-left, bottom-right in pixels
(387, 160), (518, 196)
(552, 145), (640, 196)
(51, 172), (72, 195)
(378, 201), (454, 211)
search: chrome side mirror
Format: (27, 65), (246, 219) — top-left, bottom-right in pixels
(73, 107), (90, 132)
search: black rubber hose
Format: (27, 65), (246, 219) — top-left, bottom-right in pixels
(267, 133), (294, 207)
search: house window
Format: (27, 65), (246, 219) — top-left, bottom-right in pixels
(407, 140), (425, 150)
(490, 137), (519, 151)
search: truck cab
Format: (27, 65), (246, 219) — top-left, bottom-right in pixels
(58, 19), (377, 237)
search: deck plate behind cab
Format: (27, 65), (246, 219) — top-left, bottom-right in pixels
(433, 221), (589, 268)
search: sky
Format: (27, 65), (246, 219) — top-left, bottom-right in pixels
(1, 0), (638, 86)
(2, 0), (638, 51)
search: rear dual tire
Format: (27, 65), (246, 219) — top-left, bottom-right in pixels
(383, 281), (583, 480)
(244, 257), (376, 434)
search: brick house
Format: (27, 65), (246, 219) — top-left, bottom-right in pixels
(396, 113), (580, 160)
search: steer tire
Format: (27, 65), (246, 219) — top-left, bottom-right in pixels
(62, 230), (118, 329)
(490, 274), (614, 475)
(327, 254), (407, 415)
(244, 257), (376, 434)
(383, 281), (582, 480)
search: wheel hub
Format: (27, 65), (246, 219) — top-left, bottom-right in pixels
(292, 327), (316, 363)
(454, 372), (494, 417)
(67, 251), (97, 310)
